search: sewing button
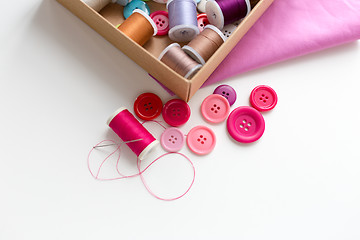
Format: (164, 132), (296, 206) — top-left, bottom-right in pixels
(187, 125), (216, 155)
(162, 99), (191, 127)
(201, 94), (230, 123)
(160, 127), (185, 152)
(250, 85), (278, 112)
(123, 0), (150, 19)
(197, 13), (209, 32)
(150, 11), (169, 36)
(227, 106), (265, 143)
(134, 92), (163, 120)
(213, 84), (237, 106)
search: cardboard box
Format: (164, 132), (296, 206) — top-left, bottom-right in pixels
(56, 0), (274, 101)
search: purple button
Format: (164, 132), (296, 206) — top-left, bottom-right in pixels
(160, 127), (185, 152)
(213, 84), (237, 106)
(162, 99), (191, 127)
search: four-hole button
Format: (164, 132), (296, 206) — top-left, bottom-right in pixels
(134, 92), (163, 120)
(187, 125), (216, 155)
(201, 94), (230, 123)
(162, 99), (191, 127)
(250, 85), (278, 112)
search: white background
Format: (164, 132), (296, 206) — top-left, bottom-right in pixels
(1, 0), (360, 239)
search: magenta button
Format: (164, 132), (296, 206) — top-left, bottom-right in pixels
(201, 94), (230, 123)
(160, 127), (185, 152)
(162, 99), (191, 127)
(250, 85), (278, 112)
(227, 106), (265, 143)
(150, 11), (169, 36)
(213, 84), (237, 106)
(187, 125), (216, 155)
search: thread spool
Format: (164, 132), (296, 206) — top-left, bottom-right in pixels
(82, 0), (116, 12)
(206, 0), (251, 29)
(167, 0), (200, 42)
(107, 107), (159, 160)
(182, 25), (226, 65)
(118, 9), (157, 46)
(159, 43), (202, 79)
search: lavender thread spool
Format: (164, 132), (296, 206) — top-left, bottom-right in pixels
(167, 0), (200, 42)
(182, 25), (226, 65)
(205, 0), (251, 29)
(159, 43), (202, 79)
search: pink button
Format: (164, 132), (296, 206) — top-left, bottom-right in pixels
(150, 11), (169, 36)
(160, 127), (185, 152)
(187, 125), (216, 155)
(227, 106), (265, 143)
(201, 94), (230, 123)
(162, 99), (191, 127)
(250, 85), (278, 112)
(197, 13), (209, 32)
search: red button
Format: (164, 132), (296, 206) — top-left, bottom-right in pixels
(162, 99), (191, 127)
(197, 13), (209, 32)
(150, 11), (169, 36)
(250, 85), (278, 112)
(134, 93), (163, 120)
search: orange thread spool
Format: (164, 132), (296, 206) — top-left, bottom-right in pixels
(118, 9), (158, 46)
(182, 25), (226, 65)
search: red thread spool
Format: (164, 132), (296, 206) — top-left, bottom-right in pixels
(107, 107), (159, 160)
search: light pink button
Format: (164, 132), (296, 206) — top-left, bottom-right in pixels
(201, 94), (230, 123)
(186, 125), (216, 155)
(160, 127), (185, 152)
(250, 85), (278, 112)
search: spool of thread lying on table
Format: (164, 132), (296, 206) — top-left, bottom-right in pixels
(118, 9), (158, 46)
(182, 25), (226, 65)
(159, 43), (202, 79)
(206, 0), (251, 29)
(107, 107), (159, 160)
(82, 0), (116, 12)
(167, 0), (199, 42)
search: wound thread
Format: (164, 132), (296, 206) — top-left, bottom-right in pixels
(159, 43), (202, 79)
(183, 25), (226, 65)
(118, 9), (157, 46)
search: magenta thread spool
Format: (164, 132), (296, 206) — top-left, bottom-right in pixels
(107, 107), (159, 160)
(206, 0), (251, 29)
(167, 0), (200, 42)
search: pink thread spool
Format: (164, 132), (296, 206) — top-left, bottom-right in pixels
(107, 107), (159, 160)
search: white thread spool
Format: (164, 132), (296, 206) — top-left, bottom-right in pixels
(82, 0), (116, 12)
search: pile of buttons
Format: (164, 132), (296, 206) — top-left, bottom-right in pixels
(117, 0), (240, 39)
(132, 84), (278, 155)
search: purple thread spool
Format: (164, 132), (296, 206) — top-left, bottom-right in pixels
(167, 0), (200, 42)
(206, 0), (251, 29)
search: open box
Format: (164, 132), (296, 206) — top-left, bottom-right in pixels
(56, 0), (274, 101)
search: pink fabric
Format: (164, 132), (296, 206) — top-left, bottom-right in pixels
(203, 0), (360, 87)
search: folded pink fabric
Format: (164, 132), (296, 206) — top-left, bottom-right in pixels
(203, 0), (360, 86)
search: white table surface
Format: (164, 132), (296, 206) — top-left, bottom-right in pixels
(1, 1), (360, 239)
